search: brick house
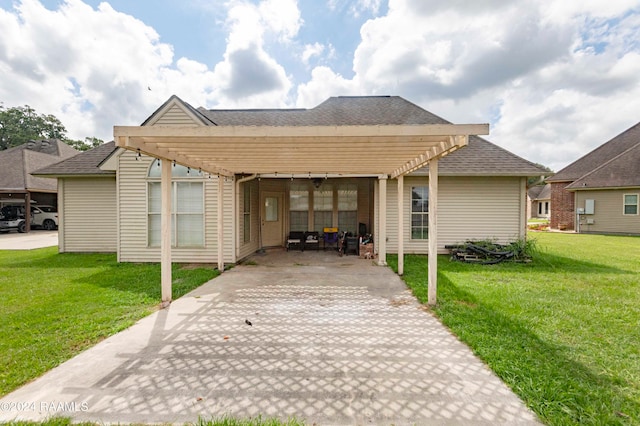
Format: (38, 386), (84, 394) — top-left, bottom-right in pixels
(547, 122), (640, 234)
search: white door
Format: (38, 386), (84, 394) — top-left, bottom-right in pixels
(261, 191), (283, 247)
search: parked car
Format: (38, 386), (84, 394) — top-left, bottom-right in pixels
(31, 205), (58, 230)
(0, 204), (58, 233)
(0, 205), (26, 233)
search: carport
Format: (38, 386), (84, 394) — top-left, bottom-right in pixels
(114, 122), (488, 306)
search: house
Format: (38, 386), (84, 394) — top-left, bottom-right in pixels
(36, 95), (547, 304)
(527, 184), (550, 219)
(547, 122), (640, 234)
(0, 139), (78, 230)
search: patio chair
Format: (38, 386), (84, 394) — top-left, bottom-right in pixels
(286, 231), (304, 251)
(304, 231), (320, 250)
(323, 227), (339, 251)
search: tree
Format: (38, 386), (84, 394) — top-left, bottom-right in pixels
(65, 137), (104, 152)
(0, 104), (103, 151)
(528, 163), (554, 186)
(0, 105), (68, 150)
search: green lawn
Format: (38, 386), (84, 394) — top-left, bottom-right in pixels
(389, 232), (640, 425)
(0, 247), (217, 397)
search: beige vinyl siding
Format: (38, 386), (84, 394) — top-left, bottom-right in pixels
(576, 189), (640, 235)
(152, 104), (202, 126)
(385, 176), (525, 253)
(59, 177), (117, 252)
(118, 153), (234, 263)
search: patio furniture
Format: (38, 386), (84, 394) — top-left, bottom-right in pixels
(323, 227), (339, 251)
(304, 231), (320, 250)
(286, 231), (304, 251)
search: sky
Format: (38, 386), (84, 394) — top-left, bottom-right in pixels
(1, 0), (639, 172)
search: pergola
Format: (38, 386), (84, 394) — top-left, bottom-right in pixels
(114, 123), (489, 306)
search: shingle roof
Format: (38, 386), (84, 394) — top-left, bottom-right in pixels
(528, 184), (550, 200)
(34, 141), (117, 176)
(566, 142), (640, 190)
(41, 96), (548, 178)
(200, 96), (547, 177)
(548, 121), (640, 183)
(0, 140), (79, 191)
(199, 96), (447, 126)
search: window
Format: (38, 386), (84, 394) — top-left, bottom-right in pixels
(624, 194), (638, 215)
(148, 163), (204, 248)
(243, 185), (251, 243)
(289, 183), (309, 232)
(314, 186), (333, 233)
(338, 184), (358, 233)
(544, 201), (549, 215)
(411, 186), (429, 239)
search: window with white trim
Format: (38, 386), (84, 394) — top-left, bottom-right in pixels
(289, 182), (309, 232)
(338, 184), (358, 234)
(623, 194), (638, 215)
(411, 186), (429, 239)
(148, 163), (204, 248)
(314, 186), (333, 233)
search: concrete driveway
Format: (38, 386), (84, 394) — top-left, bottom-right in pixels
(0, 250), (539, 425)
(0, 230), (58, 250)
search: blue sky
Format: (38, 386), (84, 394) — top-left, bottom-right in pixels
(1, 0), (639, 171)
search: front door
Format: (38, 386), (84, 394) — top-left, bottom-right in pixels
(261, 191), (283, 247)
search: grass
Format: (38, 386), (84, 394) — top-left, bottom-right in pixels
(0, 247), (218, 397)
(388, 232), (640, 425)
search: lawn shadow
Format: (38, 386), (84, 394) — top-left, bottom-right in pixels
(429, 272), (640, 424)
(442, 252), (634, 275)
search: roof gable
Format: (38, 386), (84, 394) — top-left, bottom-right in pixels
(141, 95), (214, 127)
(548, 121), (640, 183)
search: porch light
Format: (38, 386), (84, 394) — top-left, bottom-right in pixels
(135, 149), (141, 161)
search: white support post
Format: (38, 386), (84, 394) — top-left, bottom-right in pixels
(217, 176), (225, 272)
(160, 159), (172, 306)
(378, 175), (387, 266)
(397, 175), (404, 275)
(428, 158), (438, 305)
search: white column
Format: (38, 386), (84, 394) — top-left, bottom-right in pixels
(217, 175), (225, 272)
(428, 158), (438, 305)
(161, 159), (172, 305)
(378, 175), (387, 266)
(397, 175), (404, 275)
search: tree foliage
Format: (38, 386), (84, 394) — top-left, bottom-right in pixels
(0, 103), (103, 152)
(528, 163), (554, 186)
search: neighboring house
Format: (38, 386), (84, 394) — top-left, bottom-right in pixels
(37, 95), (547, 265)
(0, 139), (78, 230)
(527, 184), (551, 219)
(33, 142), (118, 251)
(547, 122), (640, 234)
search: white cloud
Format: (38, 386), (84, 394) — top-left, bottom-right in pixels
(299, 0), (640, 171)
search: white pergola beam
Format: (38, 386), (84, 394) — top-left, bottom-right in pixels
(160, 158), (172, 306)
(428, 158), (439, 306)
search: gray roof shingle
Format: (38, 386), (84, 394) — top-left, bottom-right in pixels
(0, 140), (79, 191)
(566, 142), (640, 189)
(200, 96), (547, 177)
(39, 96), (548, 178)
(199, 96), (447, 126)
(548, 121), (640, 183)
(34, 141), (117, 176)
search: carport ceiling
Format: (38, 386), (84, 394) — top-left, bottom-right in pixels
(114, 123), (489, 178)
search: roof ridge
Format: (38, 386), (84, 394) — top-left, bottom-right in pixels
(548, 120), (640, 182)
(567, 140), (640, 187)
